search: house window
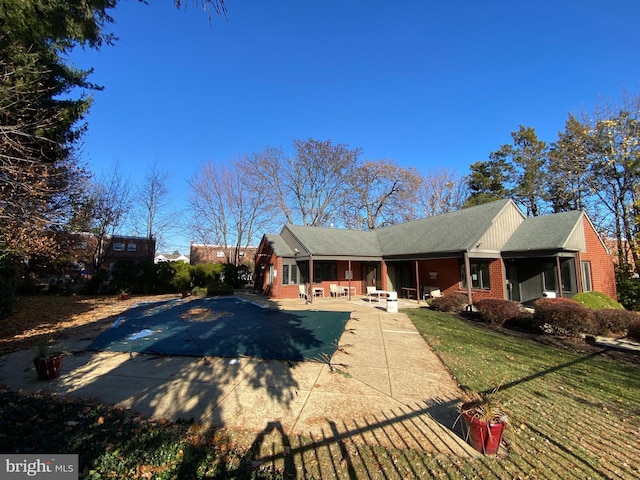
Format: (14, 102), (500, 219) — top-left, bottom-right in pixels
(282, 264), (300, 285)
(216, 251), (225, 258)
(560, 258), (575, 292)
(299, 262), (309, 284)
(127, 243), (137, 252)
(460, 261), (490, 290)
(313, 261), (337, 283)
(581, 261), (592, 292)
(113, 242), (125, 252)
(542, 262), (556, 291)
(268, 264), (274, 285)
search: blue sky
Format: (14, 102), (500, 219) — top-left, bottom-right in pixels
(70, 0), (640, 253)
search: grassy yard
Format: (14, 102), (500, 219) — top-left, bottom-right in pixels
(405, 308), (640, 479)
(1, 297), (638, 479)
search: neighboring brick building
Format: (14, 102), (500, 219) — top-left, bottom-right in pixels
(255, 199), (617, 304)
(189, 243), (257, 267)
(102, 235), (156, 271)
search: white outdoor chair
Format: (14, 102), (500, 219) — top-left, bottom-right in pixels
(329, 284), (345, 297)
(366, 285), (377, 302)
(298, 284), (308, 300)
(423, 286), (442, 300)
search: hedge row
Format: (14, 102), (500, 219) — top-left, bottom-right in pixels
(463, 296), (639, 339)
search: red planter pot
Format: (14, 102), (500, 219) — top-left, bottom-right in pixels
(462, 411), (505, 455)
(33, 355), (64, 380)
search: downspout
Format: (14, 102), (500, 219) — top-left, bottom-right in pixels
(464, 251), (473, 306)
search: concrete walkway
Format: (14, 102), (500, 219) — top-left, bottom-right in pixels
(0, 293), (478, 456)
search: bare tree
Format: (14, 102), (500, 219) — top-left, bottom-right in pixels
(240, 139), (360, 227)
(343, 159), (421, 229)
(80, 162), (131, 269)
(189, 157), (274, 264)
(132, 160), (174, 260)
(417, 168), (467, 217)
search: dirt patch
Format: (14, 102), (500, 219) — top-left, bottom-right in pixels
(0, 294), (177, 357)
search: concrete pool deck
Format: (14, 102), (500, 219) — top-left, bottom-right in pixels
(0, 292), (479, 456)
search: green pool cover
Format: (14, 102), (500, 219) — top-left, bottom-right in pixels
(88, 297), (351, 362)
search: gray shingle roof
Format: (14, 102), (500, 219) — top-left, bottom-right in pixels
(375, 199), (512, 256)
(262, 200), (587, 259)
(503, 210), (584, 252)
(264, 233), (295, 257)
(285, 224), (383, 257)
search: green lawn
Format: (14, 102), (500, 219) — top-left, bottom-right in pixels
(405, 308), (640, 479)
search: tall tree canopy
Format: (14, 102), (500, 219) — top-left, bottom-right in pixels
(0, 0), (114, 259)
(465, 126), (548, 215)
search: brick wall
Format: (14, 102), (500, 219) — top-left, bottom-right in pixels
(580, 216), (617, 300)
(417, 257), (505, 301)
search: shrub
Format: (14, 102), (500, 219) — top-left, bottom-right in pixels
(628, 319), (640, 341)
(206, 281), (234, 296)
(616, 277), (640, 311)
(171, 262), (193, 292)
(0, 259), (18, 319)
(572, 291), (624, 310)
(431, 293), (468, 313)
(503, 311), (538, 332)
(83, 268), (108, 295)
(594, 309), (640, 336)
(192, 263), (224, 288)
(533, 297), (597, 337)
(475, 298), (522, 326)
(191, 286), (207, 297)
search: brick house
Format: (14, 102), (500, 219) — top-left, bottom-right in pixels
(254, 199), (617, 304)
(102, 235), (156, 271)
(189, 243), (257, 267)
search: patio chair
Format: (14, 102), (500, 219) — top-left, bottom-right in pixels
(423, 286), (442, 300)
(298, 284), (308, 300)
(366, 285), (377, 302)
(329, 284), (345, 297)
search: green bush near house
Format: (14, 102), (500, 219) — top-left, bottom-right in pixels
(572, 291), (624, 310)
(616, 277), (640, 311)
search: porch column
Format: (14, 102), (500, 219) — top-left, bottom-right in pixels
(415, 260), (421, 305)
(556, 256), (563, 298)
(309, 255), (314, 304)
(348, 259), (352, 300)
(464, 251), (473, 305)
